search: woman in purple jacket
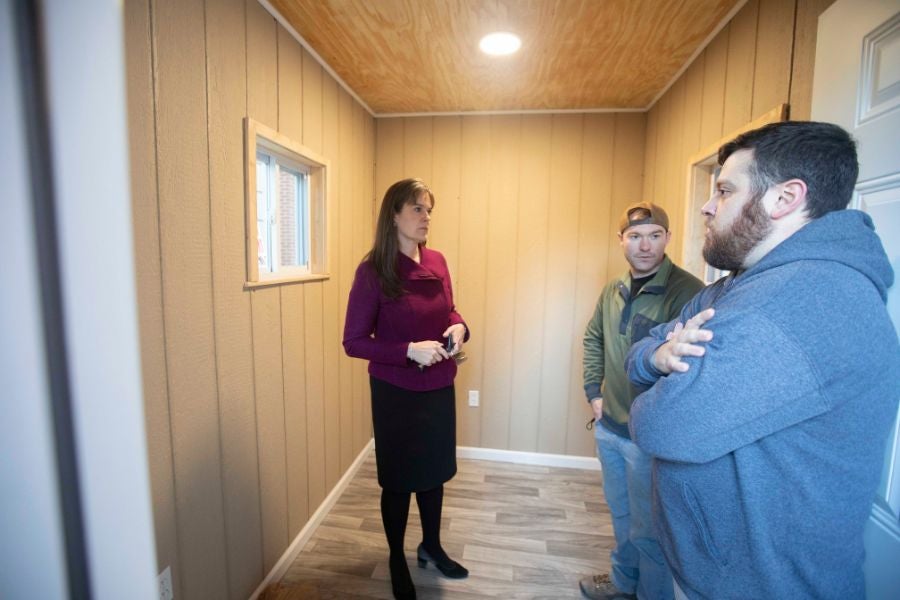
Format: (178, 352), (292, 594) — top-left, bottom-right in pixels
(343, 178), (469, 600)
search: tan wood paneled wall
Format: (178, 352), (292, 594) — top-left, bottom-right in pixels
(374, 113), (646, 458)
(125, 0), (374, 597)
(643, 0), (838, 260)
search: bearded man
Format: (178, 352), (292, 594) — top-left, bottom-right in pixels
(624, 121), (900, 600)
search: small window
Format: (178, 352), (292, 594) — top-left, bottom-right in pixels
(244, 118), (329, 287)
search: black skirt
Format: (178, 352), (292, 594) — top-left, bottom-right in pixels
(369, 377), (457, 492)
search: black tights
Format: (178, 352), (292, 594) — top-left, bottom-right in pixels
(380, 485), (447, 560)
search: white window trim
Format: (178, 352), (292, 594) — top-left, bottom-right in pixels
(682, 103), (787, 283)
(244, 118), (330, 288)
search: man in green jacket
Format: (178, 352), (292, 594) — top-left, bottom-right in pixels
(580, 202), (703, 600)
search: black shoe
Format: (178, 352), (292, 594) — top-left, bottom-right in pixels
(416, 543), (469, 579)
(389, 555), (416, 599)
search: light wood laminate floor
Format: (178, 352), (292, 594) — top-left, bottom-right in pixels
(264, 451), (613, 599)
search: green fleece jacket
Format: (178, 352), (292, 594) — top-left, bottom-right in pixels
(583, 256), (702, 438)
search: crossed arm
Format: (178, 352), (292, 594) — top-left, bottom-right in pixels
(624, 280), (824, 463)
(625, 281), (724, 388)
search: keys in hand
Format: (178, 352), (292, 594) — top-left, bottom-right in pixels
(417, 336), (467, 371)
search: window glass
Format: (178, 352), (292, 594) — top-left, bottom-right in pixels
(256, 153), (271, 272)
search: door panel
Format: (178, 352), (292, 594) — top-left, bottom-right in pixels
(812, 1), (900, 597)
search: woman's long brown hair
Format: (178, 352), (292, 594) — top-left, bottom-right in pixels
(365, 178), (435, 298)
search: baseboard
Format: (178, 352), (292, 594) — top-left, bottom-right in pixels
(249, 438), (375, 600)
(457, 445), (601, 471)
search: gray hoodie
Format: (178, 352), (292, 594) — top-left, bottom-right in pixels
(626, 210), (900, 599)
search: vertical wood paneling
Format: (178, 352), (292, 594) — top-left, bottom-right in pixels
(430, 117), (462, 279)
(301, 49), (327, 511)
(644, 0), (837, 275)
(648, 93), (670, 258)
(375, 113), (646, 456)
(752, 0), (796, 120)
(430, 116), (464, 420)
(154, 0), (229, 596)
(537, 114), (584, 454)
(654, 85), (674, 234)
(375, 118), (404, 203)
(565, 114), (616, 457)
(722, 0), (760, 134)
(301, 50), (324, 152)
(350, 107), (377, 457)
(790, 0), (838, 120)
(247, 0), (288, 577)
(129, 0), (376, 595)
(246, 0), (277, 129)
(700, 34), (729, 147)
(664, 78), (686, 248)
(480, 115), (521, 449)
(359, 106), (376, 451)
(456, 116), (491, 447)
(683, 59), (705, 159)
(404, 116), (434, 182)
(281, 284), (309, 538)
(366, 111), (375, 450)
(643, 105), (659, 201)
(322, 76), (341, 492)
(609, 114), (647, 279)
(508, 115), (552, 451)
(277, 23), (303, 142)
(125, 0), (180, 593)
(206, 0), (263, 596)
(337, 89), (355, 472)
(679, 59), (706, 261)
(274, 10), (309, 544)
(250, 289), (288, 572)
(352, 105), (369, 454)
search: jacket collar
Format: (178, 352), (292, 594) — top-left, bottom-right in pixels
(397, 246), (441, 281)
(617, 255), (674, 299)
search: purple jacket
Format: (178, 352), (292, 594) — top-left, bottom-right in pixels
(343, 246), (468, 391)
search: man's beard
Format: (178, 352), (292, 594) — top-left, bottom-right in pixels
(702, 193), (771, 271)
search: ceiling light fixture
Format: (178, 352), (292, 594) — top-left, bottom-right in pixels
(479, 32), (521, 56)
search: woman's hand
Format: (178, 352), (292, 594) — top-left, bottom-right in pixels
(407, 340), (451, 367)
(442, 323), (466, 355)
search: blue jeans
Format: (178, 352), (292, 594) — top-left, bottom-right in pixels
(594, 421), (673, 600)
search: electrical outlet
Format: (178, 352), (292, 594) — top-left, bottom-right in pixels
(158, 566), (173, 600)
(468, 390), (479, 407)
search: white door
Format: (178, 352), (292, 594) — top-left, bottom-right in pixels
(812, 1), (900, 597)
(1, 0), (158, 598)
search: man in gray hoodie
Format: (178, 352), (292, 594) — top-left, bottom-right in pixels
(625, 121), (900, 599)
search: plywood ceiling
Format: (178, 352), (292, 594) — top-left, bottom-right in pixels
(268, 0), (744, 115)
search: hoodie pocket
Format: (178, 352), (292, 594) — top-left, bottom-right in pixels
(681, 482), (729, 569)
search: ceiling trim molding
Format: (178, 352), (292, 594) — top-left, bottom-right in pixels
(644, 0), (750, 111)
(257, 0), (377, 116)
(376, 107), (647, 119)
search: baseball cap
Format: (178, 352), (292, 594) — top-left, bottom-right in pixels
(618, 202), (670, 234)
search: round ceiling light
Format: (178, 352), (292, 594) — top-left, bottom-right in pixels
(479, 32), (521, 56)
